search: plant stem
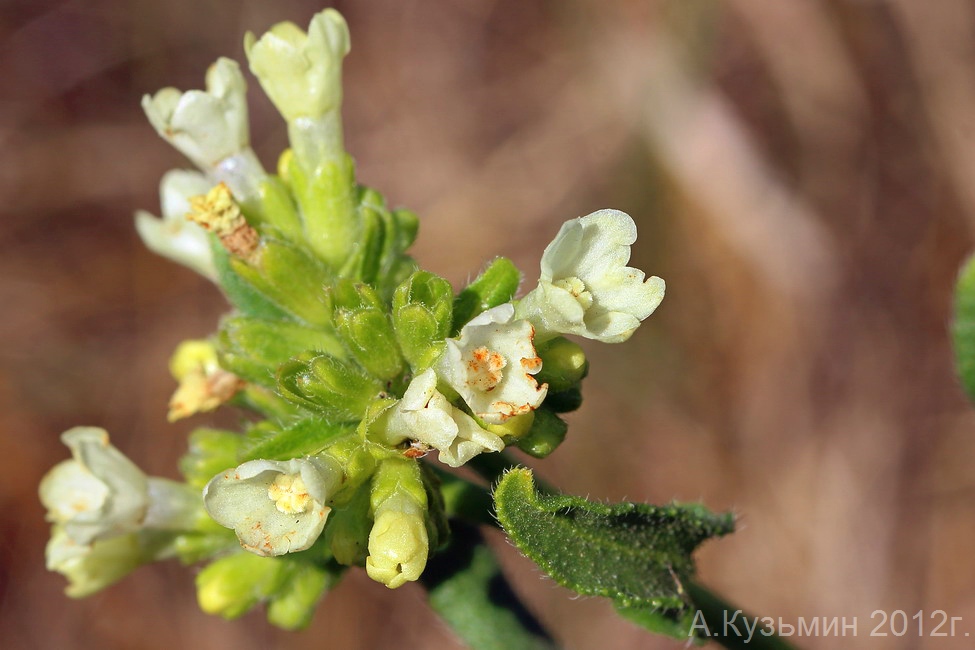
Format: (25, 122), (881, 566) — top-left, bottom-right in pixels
(422, 521), (557, 650)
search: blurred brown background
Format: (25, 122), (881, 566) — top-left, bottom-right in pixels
(4, 0), (975, 648)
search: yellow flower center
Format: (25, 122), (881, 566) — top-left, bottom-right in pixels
(554, 276), (593, 310)
(465, 346), (506, 392)
(267, 473), (312, 514)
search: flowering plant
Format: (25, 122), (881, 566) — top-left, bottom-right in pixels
(39, 8), (788, 648)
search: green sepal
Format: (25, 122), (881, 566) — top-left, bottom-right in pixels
(172, 525), (239, 564)
(422, 521), (556, 650)
(230, 238), (333, 326)
(254, 175), (303, 242)
(212, 242), (289, 321)
(493, 468), (734, 609)
(340, 199), (386, 284)
(452, 257), (522, 334)
(323, 479), (373, 565)
(535, 337), (588, 393)
(266, 561), (343, 630)
(179, 428), (243, 489)
(542, 386), (582, 413)
(952, 254), (975, 402)
(283, 149), (357, 268)
(241, 417), (356, 462)
(196, 552), (290, 620)
(392, 271), (453, 370)
(217, 316), (346, 387)
(331, 281), (404, 380)
(419, 463), (450, 553)
(515, 410), (567, 458)
(277, 353), (383, 422)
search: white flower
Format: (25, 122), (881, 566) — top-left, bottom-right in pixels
(386, 368), (504, 467)
(203, 457), (342, 556)
(365, 491), (428, 589)
(435, 304), (547, 425)
(515, 209), (665, 344)
(40, 427), (149, 545)
(142, 58), (251, 170)
(244, 9), (350, 122)
(45, 527), (144, 598)
(134, 169), (217, 279)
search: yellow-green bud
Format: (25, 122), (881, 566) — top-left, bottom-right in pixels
(535, 337), (588, 393)
(196, 552), (287, 619)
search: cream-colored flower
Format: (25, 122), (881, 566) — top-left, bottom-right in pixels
(203, 457), (342, 556)
(515, 209), (665, 343)
(365, 491), (428, 589)
(386, 368), (504, 467)
(142, 57), (251, 169)
(45, 527), (144, 598)
(134, 169), (216, 279)
(435, 304), (547, 425)
(40, 427), (149, 545)
(244, 9), (350, 122)
(167, 339), (243, 422)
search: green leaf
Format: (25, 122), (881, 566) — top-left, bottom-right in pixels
(452, 257), (522, 334)
(953, 253), (975, 402)
(242, 418), (355, 461)
(493, 468), (734, 609)
(422, 521), (556, 650)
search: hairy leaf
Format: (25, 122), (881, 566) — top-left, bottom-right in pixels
(494, 468), (734, 609)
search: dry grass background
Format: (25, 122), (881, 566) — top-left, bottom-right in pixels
(3, 1), (975, 648)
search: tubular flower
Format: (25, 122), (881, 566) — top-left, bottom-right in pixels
(203, 457), (342, 556)
(244, 9), (350, 122)
(365, 491), (428, 589)
(45, 527), (145, 598)
(386, 368), (504, 467)
(142, 58), (251, 170)
(435, 304), (547, 425)
(515, 209), (665, 344)
(134, 169), (216, 279)
(40, 427), (149, 545)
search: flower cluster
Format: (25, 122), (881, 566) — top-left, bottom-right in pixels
(39, 8), (664, 629)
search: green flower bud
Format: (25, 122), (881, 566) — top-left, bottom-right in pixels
(281, 150), (357, 268)
(179, 428), (243, 489)
(392, 271), (453, 370)
(535, 337), (588, 393)
(516, 409), (568, 458)
(277, 353), (384, 421)
(365, 459), (429, 588)
(229, 237), (333, 326)
(267, 564), (337, 630)
(217, 315), (346, 387)
(452, 257), (522, 334)
(543, 386), (583, 413)
(330, 281), (403, 380)
(196, 552), (288, 619)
